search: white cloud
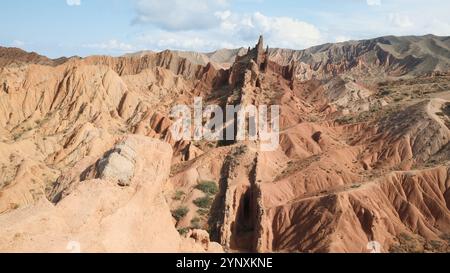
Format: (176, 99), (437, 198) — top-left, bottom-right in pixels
(137, 12), (322, 51)
(315, 0), (450, 42)
(66, 0), (81, 6)
(125, 0), (449, 54)
(133, 0), (228, 31)
(83, 40), (135, 52)
(366, 0), (381, 6)
(12, 40), (25, 47)
(216, 11), (322, 49)
(136, 31), (238, 52)
(388, 13), (413, 28)
(424, 19), (450, 36)
(334, 36), (352, 43)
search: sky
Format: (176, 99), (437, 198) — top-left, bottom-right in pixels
(1, 0), (449, 58)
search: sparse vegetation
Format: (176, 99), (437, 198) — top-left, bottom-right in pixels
(12, 133), (22, 141)
(379, 89), (391, 96)
(441, 233), (450, 244)
(177, 228), (190, 236)
(389, 233), (424, 253)
(3, 180), (12, 187)
(389, 233), (449, 253)
(378, 81), (389, 87)
(170, 161), (190, 177)
(443, 103), (450, 116)
(190, 217), (201, 229)
(197, 208), (209, 217)
(370, 105), (382, 113)
(193, 196), (213, 209)
(424, 158), (439, 168)
(1, 35), (450, 254)
(171, 206), (189, 221)
(173, 190), (185, 201)
(233, 145), (248, 156)
(195, 181), (218, 195)
(425, 240), (447, 252)
(335, 115), (354, 125)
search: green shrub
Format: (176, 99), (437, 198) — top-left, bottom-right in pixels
(389, 233), (425, 253)
(193, 196), (213, 208)
(197, 208), (209, 216)
(441, 233), (450, 244)
(425, 240), (446, 252)
(191, 217), (201, 229)
(234, 146), (248, 156)
(177, 228), (190, 236)
(335, 116), (354, 125)
(379, 89), (391, 96)
(172, 206), (189, 221)
(173, 190), (185, 201)
(443, 103), (450, 116)
(195, 181), (218, 195)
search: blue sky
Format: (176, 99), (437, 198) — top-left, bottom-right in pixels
(1, 0), (449, 58)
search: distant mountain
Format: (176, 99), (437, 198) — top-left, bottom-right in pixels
(0, 47), (69, 67)
(124, 48), (248, 69)
(123, 35), (450, 77)
(3, 35), (449, 76)
(269, 34), (450, 76)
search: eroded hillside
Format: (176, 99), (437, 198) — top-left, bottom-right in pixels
(0, 35), (449, 253)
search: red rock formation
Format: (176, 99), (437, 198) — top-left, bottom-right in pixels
(0, 35), (449, 253)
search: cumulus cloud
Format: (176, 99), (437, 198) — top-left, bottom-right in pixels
(334, 36), (352, 43)
(366, 0), (381, 6)
(136, 29), (239, 52)
(134, 11), (323, 52)
(388, 13), (414, 28)
(83, 40), (135, 52)
(424, 19), (450, 36)
(313, 0), (450, 42)
(132, 0), (321, 49)
(217, 12), (322, 49)
(126, 0), (449, 54)
(133, 0), (228, 31)
(66, 0), (81, 6)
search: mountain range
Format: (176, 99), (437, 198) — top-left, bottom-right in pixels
(0, 34), (449, 253)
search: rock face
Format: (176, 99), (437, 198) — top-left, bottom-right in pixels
(0, 46), (68, 67)
(96, 141), (137, 186)
(185, 229), (223, 252)
(0, 136), (220, 252)
(257, 166), (450, 253)
(269, 35), (450, 79)
(0, 35), (450, 253)
(166, 36), (450, 253)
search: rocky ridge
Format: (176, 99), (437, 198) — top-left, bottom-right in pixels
(0, 35), (449, 253)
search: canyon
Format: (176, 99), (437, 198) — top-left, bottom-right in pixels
(0, 35), (449, 253)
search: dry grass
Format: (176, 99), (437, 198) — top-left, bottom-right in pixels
(390, 233), (449, 253)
